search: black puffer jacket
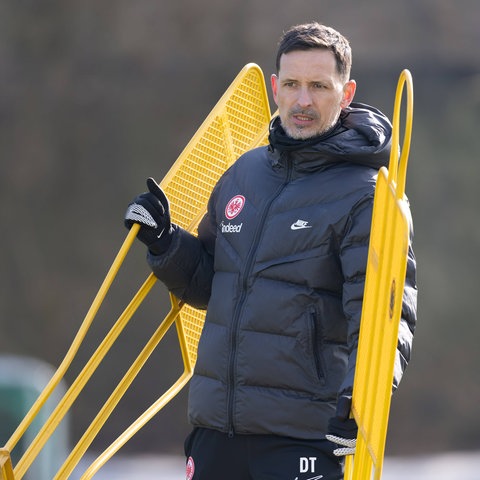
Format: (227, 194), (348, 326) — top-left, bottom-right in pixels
(148, 103), (417, 439)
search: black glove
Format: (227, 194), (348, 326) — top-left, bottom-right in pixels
(124, 177), (173, 255)
(326, 395), (357, 457)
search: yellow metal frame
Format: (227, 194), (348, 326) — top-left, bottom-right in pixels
(1, 63), (271, 480)
(344, 69), (414, 480)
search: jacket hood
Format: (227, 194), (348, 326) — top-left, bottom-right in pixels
(268, 102), (392, 171)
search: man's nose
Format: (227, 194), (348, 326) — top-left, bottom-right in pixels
(297, 87), (312, 107)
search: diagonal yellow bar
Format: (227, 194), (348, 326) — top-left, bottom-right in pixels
(344, 69), (414, 480)
(1, 63), (271, 480)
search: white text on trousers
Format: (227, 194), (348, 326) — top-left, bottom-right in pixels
(300, 457), (317, 473)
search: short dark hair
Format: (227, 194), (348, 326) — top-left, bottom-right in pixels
(275, 22), (352, 81)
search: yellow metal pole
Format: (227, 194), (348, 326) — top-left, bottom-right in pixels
(395, 70), (414, 199)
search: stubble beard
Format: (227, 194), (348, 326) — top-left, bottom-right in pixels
(281, 109), (338, 140)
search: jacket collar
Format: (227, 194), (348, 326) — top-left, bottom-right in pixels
(268, 102), (392, 172)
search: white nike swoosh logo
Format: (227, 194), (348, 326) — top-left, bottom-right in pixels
(291, 220), (312, 230)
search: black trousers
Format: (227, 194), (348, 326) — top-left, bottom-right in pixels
(184, 427), (343, 480)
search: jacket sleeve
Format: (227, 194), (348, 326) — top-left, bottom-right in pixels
(338, 195), (418, 397)
(146, 208), (217, 310)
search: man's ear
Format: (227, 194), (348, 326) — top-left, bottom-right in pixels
(271, 74), (279, 104)
(341, 80), (356, 108)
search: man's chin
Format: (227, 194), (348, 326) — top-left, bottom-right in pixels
(285, 126), (320, 140)
(284, 121), (336, 140)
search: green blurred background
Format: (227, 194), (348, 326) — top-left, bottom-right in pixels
(0, 0), (479, 459)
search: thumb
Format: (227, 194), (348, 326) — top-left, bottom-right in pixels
(146, 177), (170, 214)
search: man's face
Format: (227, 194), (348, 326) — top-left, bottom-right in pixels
(271, 49), (356, 140)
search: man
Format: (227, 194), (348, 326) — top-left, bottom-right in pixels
(125, 22), (417, 480)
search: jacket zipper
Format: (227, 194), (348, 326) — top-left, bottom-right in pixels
(226, 156), (294, 437)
